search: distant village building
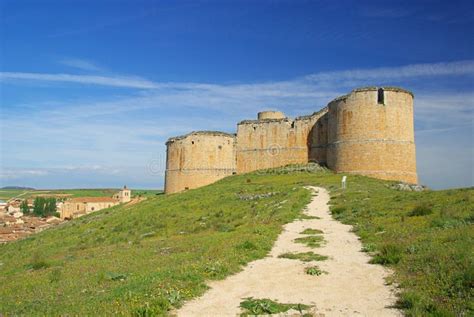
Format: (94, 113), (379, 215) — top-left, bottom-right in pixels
(113, 185), (131, 203)
(59, 186), (132, 219)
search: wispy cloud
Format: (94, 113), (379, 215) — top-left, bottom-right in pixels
(2, 60), (474, 90)
(58, 58), (103, 72)
(0, 169), (49, 180)
(305, 60), (474, 82)
(0, 72), (157, 89)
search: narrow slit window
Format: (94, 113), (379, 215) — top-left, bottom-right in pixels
(377, 88), (384, 104)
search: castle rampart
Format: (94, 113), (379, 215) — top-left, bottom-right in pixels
(164, 86), (418, 194)
(164, 131), (236, 194)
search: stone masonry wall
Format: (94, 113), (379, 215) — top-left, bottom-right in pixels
(164, 86), (418, 194)
(326, 87), (417, 184)
(165, 132), (236, 194)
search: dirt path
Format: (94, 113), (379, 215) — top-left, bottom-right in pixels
(177, 187), (400, 316)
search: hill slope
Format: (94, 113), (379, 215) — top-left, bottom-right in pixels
(0, 167), (472, 316)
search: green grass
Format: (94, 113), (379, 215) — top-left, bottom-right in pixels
(0, 189), (31, 200)
(300, 228), (324, 235)
(329, 183), (473, 316)
(240, 298), (311, 316)
(294, 235), (325, 248)
(278, 251), (329, 262)
(0, 167), (472, 316)
(305, 265), (326, 276)
(0, 188), (162, 200)
(0, 170), (322, 315)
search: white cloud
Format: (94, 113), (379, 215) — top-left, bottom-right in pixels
(0, 169), (49, 180)
(58, 58), (103, 71)
(2, 60), (474, 90)
(0, 72), (158, 89)
(305, 60), (474, 82)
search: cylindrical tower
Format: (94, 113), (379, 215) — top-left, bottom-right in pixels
(257, 111), (286, 120)
(164, 131), (236, 194)
(326, 87), (418, 184)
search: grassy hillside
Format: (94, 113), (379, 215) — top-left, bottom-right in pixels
(0, 188), (162, 200)
(0, 167), (472, 316)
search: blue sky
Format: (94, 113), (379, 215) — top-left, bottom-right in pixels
(0, 0), (473, 190)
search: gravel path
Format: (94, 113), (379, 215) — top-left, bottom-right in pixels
(177, 187), (400, 316)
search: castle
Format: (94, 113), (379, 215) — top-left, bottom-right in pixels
(164, 86), (418, 194)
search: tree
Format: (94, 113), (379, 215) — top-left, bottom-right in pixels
(33, 197), (45, 216)
(20, 200), (30, 214)
(32, 197), (57, 217)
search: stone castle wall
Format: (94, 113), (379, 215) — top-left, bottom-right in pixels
(164, 131), (236, 194)
(326, 87), (417, 184)
(164, 86), (418, 194)
(236, 108), (328, 173)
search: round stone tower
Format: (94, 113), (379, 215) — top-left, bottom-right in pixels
(164, 131), (236, 194)
(257, 111), (286, 120)
(326, 87), (418, 184)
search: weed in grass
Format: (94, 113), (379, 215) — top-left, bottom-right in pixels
(240, 297), (311, 316)
(361, 243), (377, 253)
(26, 253), (50, 270)
(237, 240), (258, 250)
(278, 252), (328, 262)
(165, 290), (182, 307)
(49, 267), (62, 283)
(408, 204), (432, 217)
(330, 206), (346, 219)
(300, 228), (323, 235)
(305, 266), (326, 276)
(106, 272), (127, 281)
(370, 244), (402, 265)
(294, 235), (324, 248)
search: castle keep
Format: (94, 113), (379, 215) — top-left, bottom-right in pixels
(164, 86), (418, 194)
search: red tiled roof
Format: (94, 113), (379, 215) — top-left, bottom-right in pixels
(68, 197), (118, 203)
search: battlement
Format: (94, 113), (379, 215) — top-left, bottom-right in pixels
(164, 86), (418, 193)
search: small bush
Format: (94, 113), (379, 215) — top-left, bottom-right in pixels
(305, 266), (326, 276)
(370, 244), (402, 265)
(408, 204), (432, 217)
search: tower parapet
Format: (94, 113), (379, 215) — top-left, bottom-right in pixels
(257, 111), (286, 120)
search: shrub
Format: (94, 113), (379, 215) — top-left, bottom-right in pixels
(305, 266), (325, 276)
(408, 204), (432, 217)
(370, 244), (402, 265)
